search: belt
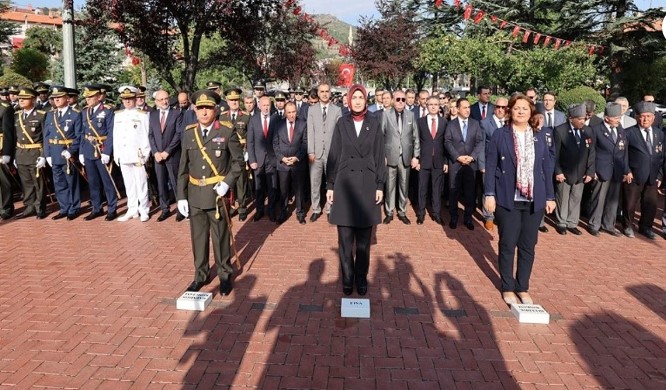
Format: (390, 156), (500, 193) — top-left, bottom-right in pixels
(48, 139), (74, 145)
(189, 175), (225, 186)
(514, 200), (533, 206)
(86, 135), (107, 142)
(16, 142), (42, 149)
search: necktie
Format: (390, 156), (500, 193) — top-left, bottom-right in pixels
(279, 110), (283, 118)
(611, 127), (617, 143)
(462, 120), (468, 141)
(547, 113), (552, 128)
(481, 105), (486, 119)
(574, 129), (581, 145)
(431, 117), (437, 139)
(646, 129), (653, 155)
(322, 106), (327, 122)
(202, 128), (208, 139)
(160, 111), (166, 132)
(397, 112), (402, 134)
(23, 112), (28, 120)
(422, 108), (426, 118)
(263, 115), (268, 138)
(289, 122), (294, 143)
(58, 111), (62, 120)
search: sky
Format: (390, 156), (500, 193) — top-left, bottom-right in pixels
(17, 0), (666, 26)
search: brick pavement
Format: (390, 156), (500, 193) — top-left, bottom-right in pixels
(0, 199), (665, 389)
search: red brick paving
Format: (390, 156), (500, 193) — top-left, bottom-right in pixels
(0, 198), (665, 389)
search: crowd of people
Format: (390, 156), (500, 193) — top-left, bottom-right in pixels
(0, 80), (664, 300)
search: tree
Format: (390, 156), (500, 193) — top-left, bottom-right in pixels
(0, 72), (33, 88)
(22, 26), (62, 56)
(0, 0), (17, 50)
(11, 48), (49, 81)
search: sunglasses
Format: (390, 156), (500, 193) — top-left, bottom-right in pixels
(496, 105), (508, 109)
(394, 97), (406, 102)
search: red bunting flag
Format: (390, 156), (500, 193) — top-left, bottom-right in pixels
(473, 11), (485, 24)
(454, 0), (461, 8)
(588, 46), (595, 56)
(490, 15), (498, 23)
(499, 20), (508, 29)
(522, 30), (531, 43)
(564, 41), (572, 46)
(463, 4), (473, 20)
(554, 39), (561, 49)
(285, 0), (294, 8)
(512, 26), (521, 38)
(435, 0), (443, 7)
(533, 33), (542, 45)
(543, 36), (552, 46)
(293, 6), (301, 15)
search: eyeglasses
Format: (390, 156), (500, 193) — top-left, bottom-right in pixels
(394, 97), (406, 102)
(495, 105), (508, 109)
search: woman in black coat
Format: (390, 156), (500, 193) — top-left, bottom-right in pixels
(326, 84), (386, 296)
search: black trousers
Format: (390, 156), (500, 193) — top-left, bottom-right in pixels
(449, 165), (476, 221)
(154, 160), (178, 212)
(622, 181), (658, 231)
(189, 205), (233, 283)
(0, 165), (14, 214)
(417, 167), (443, 217)
(495, 202), (544, 293)
(277, 168), (305, 216)
(254, 165), (277, 216)
(337, 225), (372, 287)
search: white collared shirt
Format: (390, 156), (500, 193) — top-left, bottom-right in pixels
(640, 127), (653, 143)
(493, 114), (504, 128)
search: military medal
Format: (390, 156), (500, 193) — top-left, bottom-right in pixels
(215, 150), (222, 157)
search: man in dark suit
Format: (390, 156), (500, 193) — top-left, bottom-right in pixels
(639, 94), (663, 131)
(540, 92), (567, 128)
(553, 104), (595, 235)
(273, 102), (308, 224)
(416, 96), (447, 225)
(470, 85), (495, 122)
(149, 89), (184, 222)
(621, 102), (665, 239)
(587, 103), (628, 236)
(585, 99), (603, 127)
(0, 94), (15, 219)
(478, 97), (508, 230)
(247, 96), (278, 221)
(294, 86), (308, 119)
(444, 98), (484, 230)
(413, 90), (430, 119)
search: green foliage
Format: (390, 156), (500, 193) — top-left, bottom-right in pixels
(0, 0), (17, 49)
(11, 48), (49, 81)
(0, 71), (32, 87)
(23, 26), (62, 56)
(557, 86), (606, 112)
(617, 55), (666, 104)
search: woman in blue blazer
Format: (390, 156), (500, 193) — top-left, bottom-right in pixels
(484, 95), (556, 305)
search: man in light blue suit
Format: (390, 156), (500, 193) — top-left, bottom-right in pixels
(478, 97), (508, 230)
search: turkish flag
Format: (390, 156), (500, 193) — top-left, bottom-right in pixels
(338, 64), (355, 87)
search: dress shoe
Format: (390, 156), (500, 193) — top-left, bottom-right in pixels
(502, 292), (519, 305)
(568, 227), (582, 235)
(156, 211), (170, 222)
(84, 210), (104, 221)
(555, 225), (567, 235)
(0, 212), (13, 220)
(433, 215), (443, 225)
(67, 213), (78, 221)
(17, 209), (35, 219)
(623, 227), (635, 238)
(105, 211), (117, 221)
(602, 228), (621, 237)
(117, 212), (138, 222)
(186, 279), (210, 292)
(239, 213), (247, 222)
(52, 212), (67, 220)
(297, 215), (306, 225)
(516, 292), (533, 304)
(175, 212), (185, 222)
(464, 220), (474, 230)
(342, 286), (353, 296)
(398, 215), (411, 225)
(416, 215), (424, 225)
(36, 211), (46, 220)
(538, 226), (549, 233)
(356, 277), (368, 296)
(449, 219), (458, 229)
(310, 212), (321, 222)
(268, 212), (276, 222)
(253, 211), (264, 221)
(383, 215), (393, 224)
(276, 212), (288, 225)
(638, 228), (656, 240)
(219, 279), (233, 296)
(588, 228), (600, 237)
(140, 214), (150, 222)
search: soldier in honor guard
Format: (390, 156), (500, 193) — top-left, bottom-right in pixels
(220, 87), (251, 221)
(136, 86), (154, 112)
(0, 91), (15, 219)
(98, 84), (115, 110)
(113, 86), (152, 222)
(34, 83), (52, 111)
(206, 81), (229, 112)
(176, 90), (242, 296)
(274, 91), (287, 119)
(0, 87), (8, 102)
(14, 88), (48, 219)
(79, 84), (118, 221)
(66, 88), (81, 109)
(8, 86), (19, 109)
(43, 86), (82, 220)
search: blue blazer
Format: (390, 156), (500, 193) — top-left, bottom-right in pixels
(43, 107), (81, 165)
(79, 104), (114, 160)
(484, 126), (555, 211)
(589, 122), (628, 182)
(624, 125), (664, 186)
(470, 102), (495, 122)
(273, 118), (308, 172)
(479, 116), (501, 171)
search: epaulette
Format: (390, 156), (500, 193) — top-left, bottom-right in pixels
(71, 107), (80, 113)
(185, 123), (198, 131)
(220, 121), (233, 128)
(36, 110), (46, 115)
(0, 102), (8, 108)
(104, 103), (114, 109)
(137, 109), (148, 114)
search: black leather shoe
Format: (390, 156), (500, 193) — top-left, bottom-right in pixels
(310, 212), (321, 222)
(416, 215), (424, 225)
(84, 210), (103, 221)
(17, 210), (35, 219)
(67, 213), (78, 221)
(555, 225), (567, 235)
(186, 280), (209, 292)
(52, 213), (67, 220)
(175, 212), (185, 222)
(356, 278), (368, 296)
(277, 212), (288, 225)
(239, 213), (247, 222)
(219, 279), (233, 296)
(268, 212), (276, 222)
(342, 286), (353, 296)
(639, 228), (657, 240)
(568, 227), (582, 235)
(253, 210), (264, 221)
(464, 220), (474, 230)
(538, 226), (549, 233)
(433, 215), (443, 225)
(398, 215), (411, 225)
(0, 212), (13, 220)
(36, 211), (46, 219)
(383, 215), (393, 224)
(297, 215), (306, 224)
(449, 219), (458, 229)
(588, 229), (600, 237)
(156, 211), (170, 222)
(602, 228), (621, 237)
(105, 211), (117, 221)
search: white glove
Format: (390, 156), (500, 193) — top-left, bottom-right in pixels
(79, 154), (85, 166)
(36, 157), (46, 169)
(214, 181), (229, 196)
(0, 155), (9, 164)
(177, 199), (189, 218)
(61, 150), (71, 160)
(243, 151), (249, 162)
(101, 154), (110, 165)
(46, 157), (52, 167)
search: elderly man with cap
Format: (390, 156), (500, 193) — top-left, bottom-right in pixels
(0, 88), (15, 219)
(43, 86), (82, 220)
(177, 89), (242, 296)
(621, 101), (665, 239)
(219, 87), (251, 221)
(79, 84), (118, 221)
(113, 86), (151, 222)
(14, 87), (48, 219)
(587, 103), (628, 236)
(553, 103), (595, 235)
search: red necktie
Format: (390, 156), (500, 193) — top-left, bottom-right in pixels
(482, 105), (486, 119)
(289, 122), (294, 143)
(160, 111), (166, 132)
(263, 115), (268, 138)
(431, 117), (437, 139)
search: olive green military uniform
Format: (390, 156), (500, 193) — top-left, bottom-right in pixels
(15, 107), (47, 215)
(219, 110), (251, 217)
(177, 120), (242, 284)
(0, 101), (15, 217)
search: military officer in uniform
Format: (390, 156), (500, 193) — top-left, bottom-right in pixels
(0, 87), (8, 102)
(66, 88), (80, 109)
(14, 88), (48, 219)
(0, 91), (15, 219)
(43, 86), (82, 220)
(220, 87), (251, 221)
(136, 86), (154, 112)
(206, 81), (229, 111)
(34, 83), (51, 111)
(79, 84), (118, 221)
(177, 90), (242, 296)
(113, 86), (152, 222)
(8, 86), (19, 109)
(274, 91), (287, 119)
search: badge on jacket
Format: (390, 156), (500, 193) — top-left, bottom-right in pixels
(618, 140), (625, 150)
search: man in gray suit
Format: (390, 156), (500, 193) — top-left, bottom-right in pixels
(307, 82), (342, 222)
(614, 96), (637, 129)
(540, 91), (566, 128)
(382, 90), (420, 224)
(478, 97), (508, 230)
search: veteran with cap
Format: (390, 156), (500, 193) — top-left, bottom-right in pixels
(113, 86), (152, 222)
(43, 86), (82, 220)
(621, 101), (665, 239)
(14, 87), (48, 219)
(0, 88), (15, 219)
(177, 89), (242, 296)
(79, 84), (118, 221)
